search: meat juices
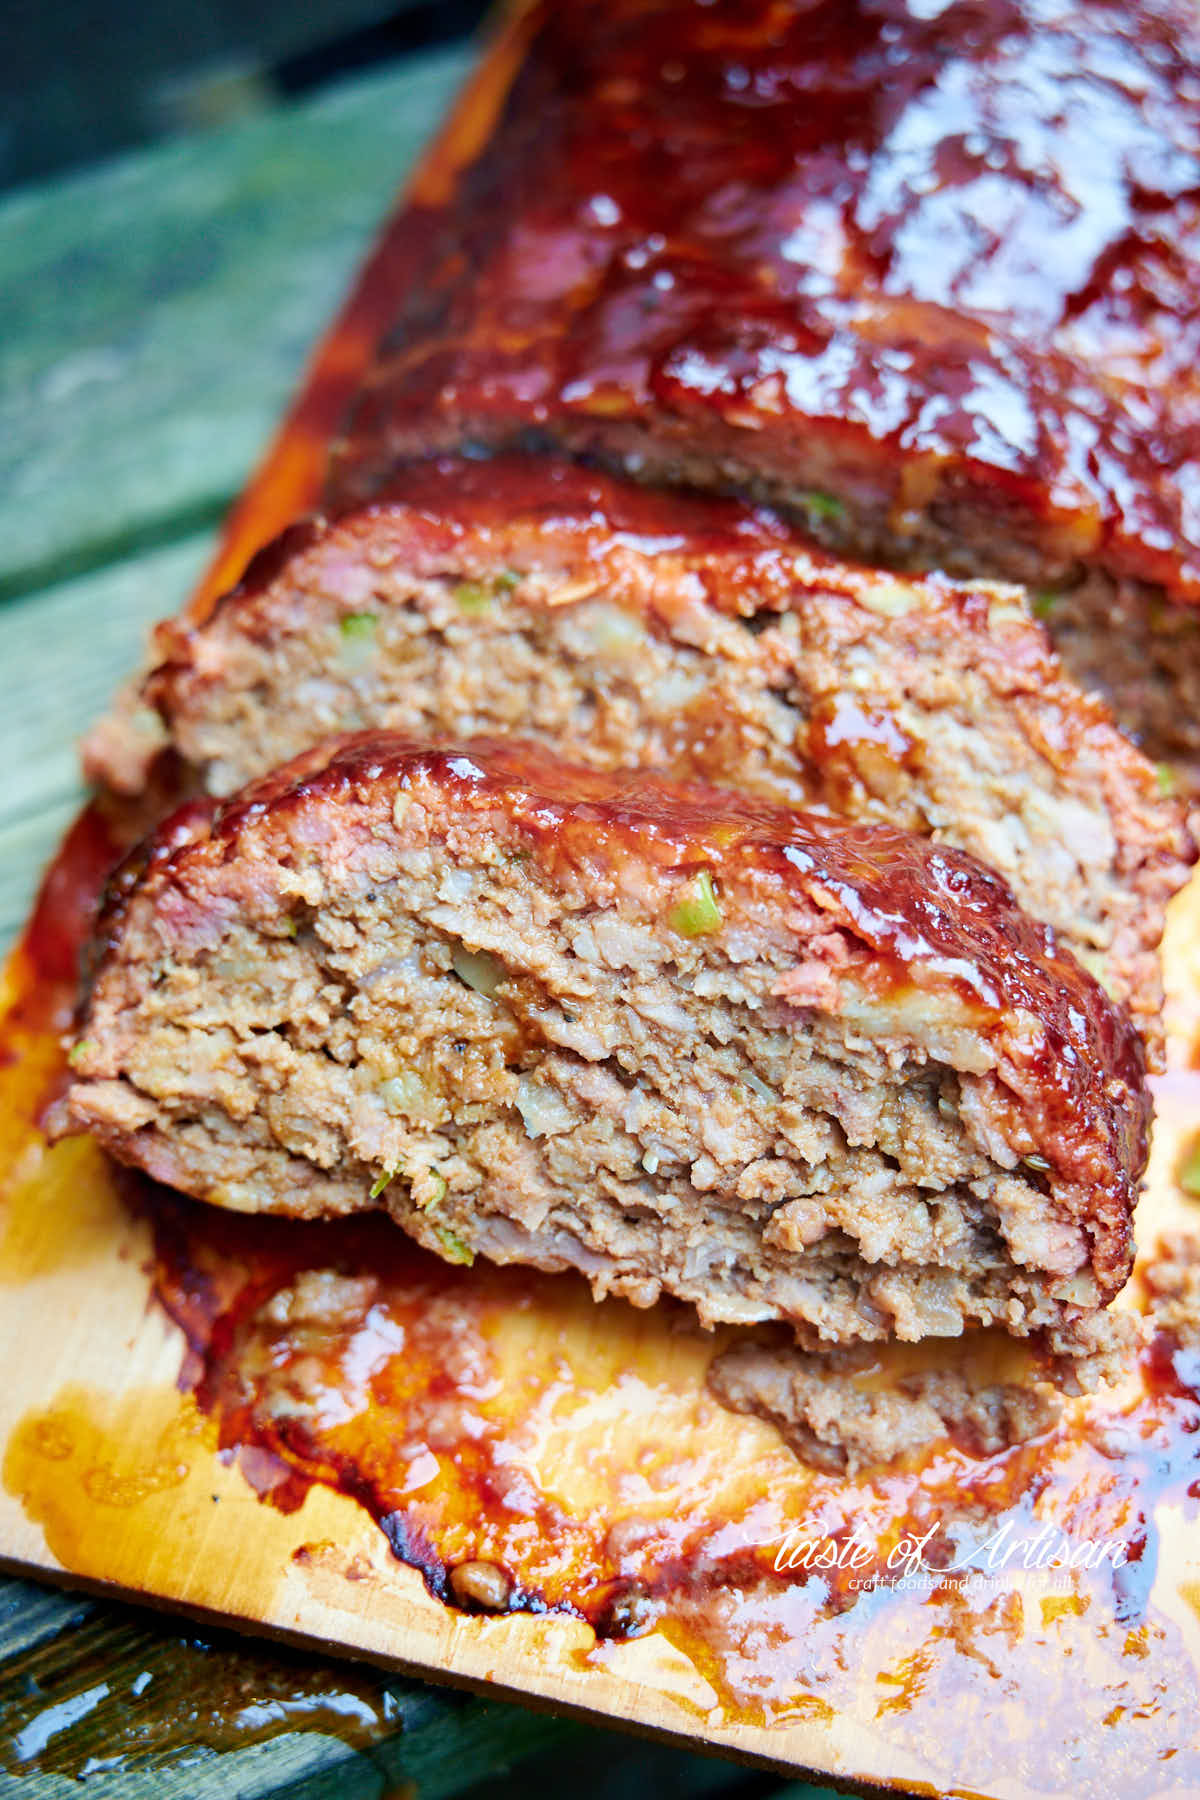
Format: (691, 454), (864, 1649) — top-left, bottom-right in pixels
(63, 736), (1148, 1367)
(328, 0), (1200, 763)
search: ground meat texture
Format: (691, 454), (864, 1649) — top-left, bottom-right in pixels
(100, 455), (1193, 1056)
(1031, 571), (1200, 779)
(62, 735), (1148, 1354)
(323, 0), (1200, 762)
(707, 1336), (1066, 1474)
(706, 1305), (1140, 1472)
(1141, 1231), (1200, 1349)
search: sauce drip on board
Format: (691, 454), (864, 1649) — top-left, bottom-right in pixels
(3, 788), (1200, 1795)
(135, 1177), (1200, 1776)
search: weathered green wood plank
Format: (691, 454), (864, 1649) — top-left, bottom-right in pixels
(0, 1580), (93, 1664)
(0, 1590), (584, 1797)
(0, 1613), (597, 1799)
(0, 535), (213, 947)
(0, 1582), (821, 1799)
(0, 45), (471, 603)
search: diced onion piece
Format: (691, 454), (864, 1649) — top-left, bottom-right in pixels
(584, 603), (644, 651)
(740, 1070), (777, 1104)
(451, 944), (506, 998)
(379, 1071), (431, 1115)
(516, 1076), (574, 1139)
(414, 1166), (448, 1211)
(855, 579), (917, 619)
(985, 594), (1028, 626)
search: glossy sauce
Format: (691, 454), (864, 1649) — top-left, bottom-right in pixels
(335, 0), (1200, 598)
(128, 1176), (1200, 1786)
(82, 731), (1149, 1299)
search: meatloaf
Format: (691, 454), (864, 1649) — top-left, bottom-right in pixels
(62, 735), (1149, 1359)
(706, 1320), (1125, 1474)
(328, 0), (1200, 763)
(105, 454), (1192, 1051)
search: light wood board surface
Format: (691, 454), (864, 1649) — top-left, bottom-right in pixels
(2, 16), (1199, 1800)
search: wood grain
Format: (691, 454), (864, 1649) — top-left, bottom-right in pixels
(1, 12), (1198, 1799)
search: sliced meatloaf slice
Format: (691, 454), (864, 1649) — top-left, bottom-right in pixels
(706, 1314), (1130, 1474)
(327, 0), (1200, 764)
(103, 455), (1192, 1053)
(62, 735), (1148, 1359)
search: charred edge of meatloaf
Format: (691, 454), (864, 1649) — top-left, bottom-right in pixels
(706, 1308), (1139, 1473)
(62, 735), (1146, 1350)
(113, 458), (1192, 1046)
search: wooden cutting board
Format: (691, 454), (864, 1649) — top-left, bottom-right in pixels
(2, 12), (1200, 1796)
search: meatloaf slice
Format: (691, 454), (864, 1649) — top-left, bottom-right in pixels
(62, 735), (1148, 1358)
(707, 1312), (1130, 1474)
(107, 455), (1192, 1052)
(327, 0), (1200, 763)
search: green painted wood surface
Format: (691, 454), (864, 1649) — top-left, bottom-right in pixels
(0, 46), (469, 604)
(0, 537), (212, 944)
(0, 45), (853, 1800)
(0, 1580), (578, 1797)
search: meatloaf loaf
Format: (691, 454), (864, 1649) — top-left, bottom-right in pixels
(62, 735), (1148, 1359)
(105, 454), (1192, 1051)
(329, 0), (1200, 763)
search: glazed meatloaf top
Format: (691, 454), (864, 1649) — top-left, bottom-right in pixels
(330, 0), (1200, 602)
(76, 735), (1149, 1305)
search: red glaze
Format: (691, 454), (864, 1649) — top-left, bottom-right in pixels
(218, 446), (1016, 615)
(85, 732), (1148, 1298)
(332, 0), (1200, 600)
